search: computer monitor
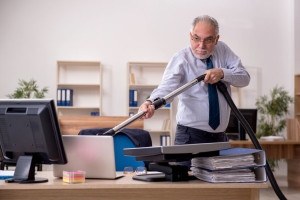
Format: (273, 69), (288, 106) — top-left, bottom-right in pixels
(0, 99), (67, 183)
(225, 109), (257, 140)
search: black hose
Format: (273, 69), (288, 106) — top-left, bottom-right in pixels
(216, 81), (287, 200)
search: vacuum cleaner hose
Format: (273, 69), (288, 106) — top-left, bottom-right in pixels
(216, 81), (287, 200)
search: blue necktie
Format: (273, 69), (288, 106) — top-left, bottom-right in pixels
(206, 57), (220, 130)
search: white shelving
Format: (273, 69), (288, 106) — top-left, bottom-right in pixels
(127, 62), (173, 146)
(56, 61), (102, 116)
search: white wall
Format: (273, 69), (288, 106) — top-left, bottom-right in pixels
(0, 0), (295, 116)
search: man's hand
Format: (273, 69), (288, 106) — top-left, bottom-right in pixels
(139, 100), (155, 119)
(204, 68), (224, 84)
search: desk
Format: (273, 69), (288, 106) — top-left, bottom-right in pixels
(0, 171), (267, 200)
(231, 140), (300, 188)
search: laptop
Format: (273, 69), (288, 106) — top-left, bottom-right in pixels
(53, 135), (123, 179)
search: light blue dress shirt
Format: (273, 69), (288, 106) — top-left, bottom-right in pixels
(148, 41), (250, 133)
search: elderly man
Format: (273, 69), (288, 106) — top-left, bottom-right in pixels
(139, 15), (250, 166)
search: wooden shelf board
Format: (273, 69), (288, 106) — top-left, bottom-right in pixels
(129, 84), (158, 89)
(147, 130), (170, 134)
(129, 106), (171, 110)
(57, 106), (100, 110)
(128, 62), (167, 67)
(57, 61), (100, 65)
(57, 83), (100, 87)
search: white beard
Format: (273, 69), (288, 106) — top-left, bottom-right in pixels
(192, 48), (211, 59)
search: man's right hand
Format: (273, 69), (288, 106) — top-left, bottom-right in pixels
(139, 100), (155, 119)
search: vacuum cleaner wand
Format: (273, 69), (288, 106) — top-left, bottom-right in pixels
(101, 74), (206, 136)
(101, 73), (286, 199)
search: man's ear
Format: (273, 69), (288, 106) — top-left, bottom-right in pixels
(215, 35), (220, 45)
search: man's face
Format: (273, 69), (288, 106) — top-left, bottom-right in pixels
(190, 22), (219, 59)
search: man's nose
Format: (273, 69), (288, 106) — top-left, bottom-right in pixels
(198, 41), (205, 49)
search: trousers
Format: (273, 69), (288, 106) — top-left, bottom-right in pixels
(174, 124), (229, 169)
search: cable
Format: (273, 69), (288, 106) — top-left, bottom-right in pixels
(216, 81), (287, 200)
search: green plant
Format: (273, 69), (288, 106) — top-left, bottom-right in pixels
(255, 86), (293, 138)
(7, 79), (48, 99)
(255, 86), (293, 171)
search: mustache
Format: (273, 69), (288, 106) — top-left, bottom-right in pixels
(195, 48), (208, 53)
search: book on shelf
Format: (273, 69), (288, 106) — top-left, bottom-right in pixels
(57, 88), (73, 107)
(162, 119), (170, 131)
(129, 73), (136, 85)
(191, 148), (267, 183)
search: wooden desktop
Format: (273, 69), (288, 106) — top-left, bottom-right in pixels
(0, 171), (267, 200)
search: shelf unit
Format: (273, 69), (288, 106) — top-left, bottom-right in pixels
(295, 74), (300, 121)
(127, 62), (173, 146)
(56, 61), (102, 116)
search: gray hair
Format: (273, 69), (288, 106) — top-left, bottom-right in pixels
(192, 15), (219, 36)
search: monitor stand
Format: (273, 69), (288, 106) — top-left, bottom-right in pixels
(133, 163), (194, 182)
(124, 142), (229, 182)
(238, 121), (246, 140)
(5, 155), (48, 184)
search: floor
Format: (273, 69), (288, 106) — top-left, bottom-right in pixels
(260, 160), (300, 200)
(260, 175), (300, 200)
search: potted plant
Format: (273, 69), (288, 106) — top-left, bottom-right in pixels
(7, 79), (48, 99)
(255, 86), (293, 170)
(255, 86), (293, 138)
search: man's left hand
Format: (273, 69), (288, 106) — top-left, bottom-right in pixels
(204, 68), (224, 84)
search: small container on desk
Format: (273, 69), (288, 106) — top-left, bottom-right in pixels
(63, 171), (86, 184)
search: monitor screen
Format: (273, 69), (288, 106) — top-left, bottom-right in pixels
(225, 109), (257, 140)
(0, 99), (67, 183)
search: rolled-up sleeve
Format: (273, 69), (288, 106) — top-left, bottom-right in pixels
(148, 53), (185, 104)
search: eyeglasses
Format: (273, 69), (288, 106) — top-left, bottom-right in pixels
(190, 34), (216, 45)
(123, 167), (147, 175)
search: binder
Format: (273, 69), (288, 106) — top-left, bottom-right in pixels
(129, 90), (134, 107)
(61, 89), (66, 106)
(160, 135), (170, 146)
(66, 89), (73, 106)
(191, 166), (267, 183)
(70, 89), (73, 106)
(191, 148), (267, 183)
(192, 148), (266, 170)
(57, 89), (62, 106)
(133, 90), (138, 107)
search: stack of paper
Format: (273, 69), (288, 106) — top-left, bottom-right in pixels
(191, 148), (267, 183)
(191, 167), (256, 183)
(0, 170), (14, 180)
(192, 153), (256, 170)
